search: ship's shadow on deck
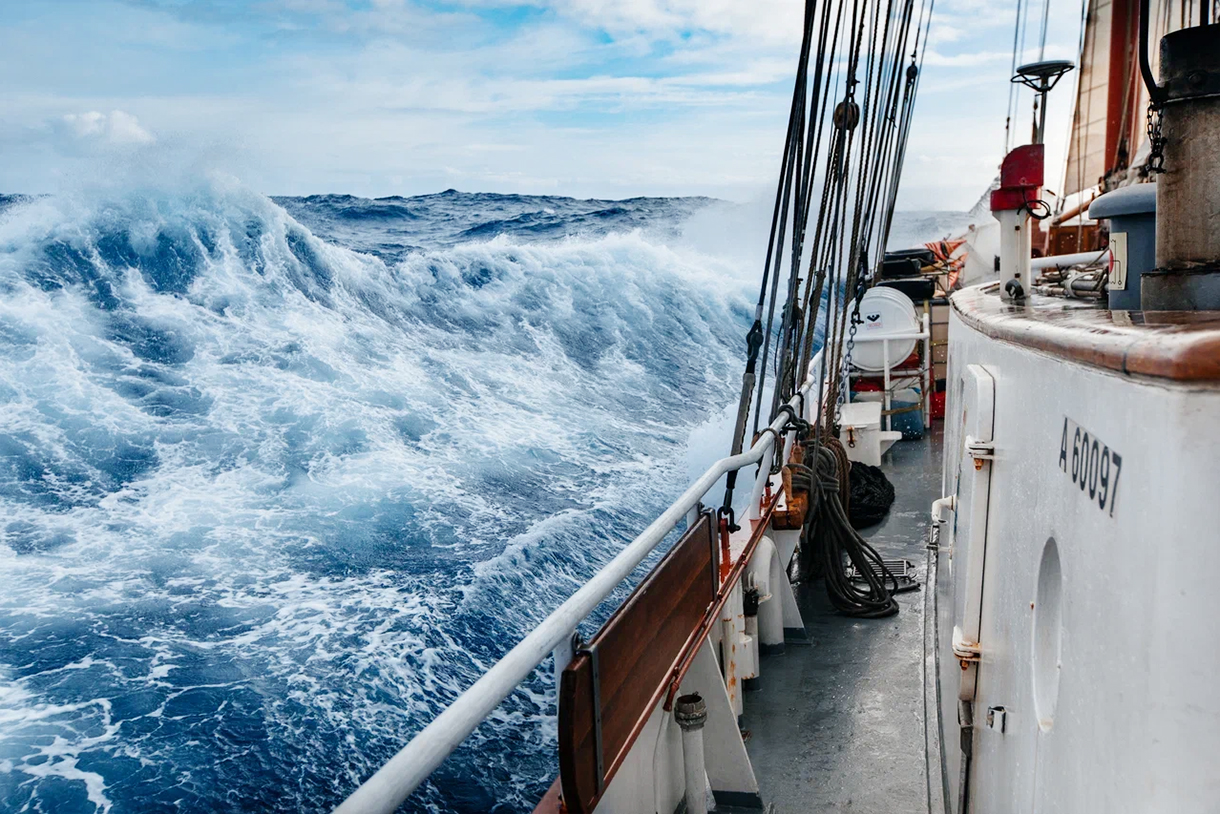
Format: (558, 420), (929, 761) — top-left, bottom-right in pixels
(741, 429), (942, 814)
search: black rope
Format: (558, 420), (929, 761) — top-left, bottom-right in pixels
(796, 444), (900, 617)
(848, 462), (896, 528)
(722, 0), (934, 599)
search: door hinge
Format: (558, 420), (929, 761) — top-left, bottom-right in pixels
(952, 626), (981, 665)
(966, 436), (995, 470)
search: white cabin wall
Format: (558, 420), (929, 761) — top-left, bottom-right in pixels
(943, 306), (1220, 813)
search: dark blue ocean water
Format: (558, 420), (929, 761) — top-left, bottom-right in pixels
(0, 185), (761, 814)
(0, 184), (963, 813)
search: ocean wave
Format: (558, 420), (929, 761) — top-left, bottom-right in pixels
(0, 181), (752, 812)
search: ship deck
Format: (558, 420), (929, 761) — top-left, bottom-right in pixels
(741, 429), (943, 814)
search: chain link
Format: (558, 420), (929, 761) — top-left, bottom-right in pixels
(835, 299), (864, 427)
(1146, 103), (1166, 175)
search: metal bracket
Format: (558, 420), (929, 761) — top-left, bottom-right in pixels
(574, 641), (604, 794)
(952, 626), (982, 664)
(986, 705), (1008, 734)
(966, 436), (995, 470)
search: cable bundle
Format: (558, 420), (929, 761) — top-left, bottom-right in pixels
(795, 441), (900, 618)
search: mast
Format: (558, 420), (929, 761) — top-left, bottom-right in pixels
(1103, 0), (1138, 180)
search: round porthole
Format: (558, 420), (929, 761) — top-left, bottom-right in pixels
(1032, 537), (1063, 731)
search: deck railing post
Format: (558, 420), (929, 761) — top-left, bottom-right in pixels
(674, 693), (709, 814)
(551, 633), (574, 694)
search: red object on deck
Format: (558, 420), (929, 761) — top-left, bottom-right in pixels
(990, 144), (1045, 212)
(931, 390), (946, 420)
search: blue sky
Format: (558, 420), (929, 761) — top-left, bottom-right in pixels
(0, 0), (1085, 209)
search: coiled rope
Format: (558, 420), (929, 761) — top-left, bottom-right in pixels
(789, 439), (899, 617)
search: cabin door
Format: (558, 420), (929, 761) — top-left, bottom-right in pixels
(937, 363), (995, 812)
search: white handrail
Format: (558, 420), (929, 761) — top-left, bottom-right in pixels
(333, 358), (823, 814)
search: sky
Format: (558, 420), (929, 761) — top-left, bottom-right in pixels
(0, 0), (1087, 210)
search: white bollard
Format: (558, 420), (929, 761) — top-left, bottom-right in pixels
(674, 693), (709, 814)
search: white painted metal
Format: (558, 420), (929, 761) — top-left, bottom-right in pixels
(721, 582), (747, 718)
(333, 358), (826, 814)
(679, 715), (708, 813)
(936, 292), (1220, 813)
(1030, 249), (1109, 270)
(837, 401), (901, 466)
(952, 365), (996, 704)
(936, 360), (996, 810)
(748, 536), (785, 649)
(596, 695), (684, 813)
(848, 313), (932, 432)
(851, 287), (920, 372)
(997, 209), (1032, 298)
(768, 527), (805, 636)
(678, 637), (759, 802)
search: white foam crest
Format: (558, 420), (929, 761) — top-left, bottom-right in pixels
(0, 180), (759, 811)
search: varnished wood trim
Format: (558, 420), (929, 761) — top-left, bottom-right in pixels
(951, 284), (1220, 382)
(532, 778), (564, 814)
(557, 512), (717, 813)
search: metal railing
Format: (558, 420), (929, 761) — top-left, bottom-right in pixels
(333, 355), (823, 814)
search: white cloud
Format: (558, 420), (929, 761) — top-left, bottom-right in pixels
(0, 0), (1087, 206)
(60, 110), (156, 145)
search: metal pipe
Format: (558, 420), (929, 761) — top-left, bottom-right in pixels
(1050, 195), (1096, 226)
(1030, 249), (1110, 270)
(332, 357), (824, 814)
(674, 694), (709, 814)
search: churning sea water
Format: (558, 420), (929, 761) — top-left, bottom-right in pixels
(0, 182), (768, 814)
(0, 182), (962, 813)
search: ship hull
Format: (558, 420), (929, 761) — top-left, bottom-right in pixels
(934, 286), (1220, 812)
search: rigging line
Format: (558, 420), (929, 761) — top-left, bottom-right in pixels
(794, 2), (852, 393)
(807, 86), (858, 446)
(849, 0), (907, 272)
(790, 0), (842, 293)
(1018, 0), (1034, 139)
(837, 0), (897, 334)
(1039, 0), (1051, 60)
(879, 0), (935, 250)
(773, 5), (820, 389)
(812, 114), (853, 431)
(727, 0), (815, 478)
(875, 0), (933, 252)
(791, 0), (843, 297)
(822, 97), (865, 425)
(1006, 0), (1027, 152)
(768, 0), (844, 415)
(754, 42), (811, 409)
(722, 0), (819, 517)
(770, 81), (820, 412)
(751, 0), (819, 438)
(769, 88), (811, 392)
(862, 6), (919, 259)
(794, 0), (847, 290)
(824, 0), (912, 317)
(1066, 0), (1089, 203)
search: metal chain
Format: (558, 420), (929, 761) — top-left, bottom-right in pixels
(834, 290), (865, 427)
(1145, 103), (1166, 175)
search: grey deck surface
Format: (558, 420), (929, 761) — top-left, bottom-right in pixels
(741, 430), (942, 814)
